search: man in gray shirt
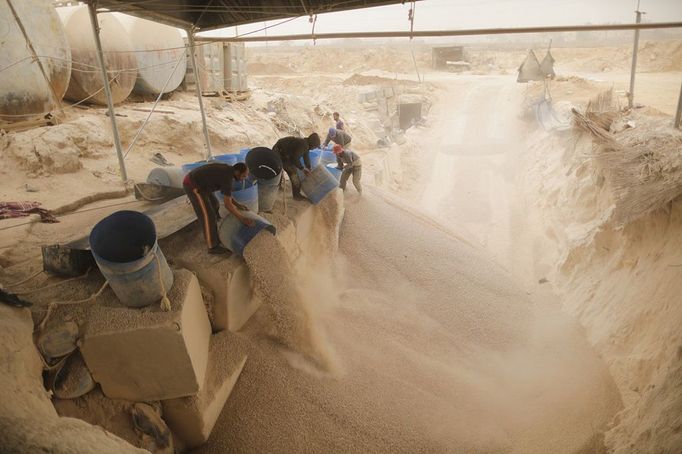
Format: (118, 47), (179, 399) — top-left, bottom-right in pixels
(333, 144), (362, 195)
(323, 127), (352, 149)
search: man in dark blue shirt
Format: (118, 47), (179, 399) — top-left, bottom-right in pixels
(272, 133), (320, 201)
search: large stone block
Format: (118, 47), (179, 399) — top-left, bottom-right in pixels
(162, 332), (247, 448)
(176, 253), (261, 333)
(80, 269), (211, 401)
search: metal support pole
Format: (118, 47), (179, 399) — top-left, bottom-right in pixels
(200, 21), (682, 43)
(187, 32), (213, 159)
(628, 4), (643, 109)
(87, 1), (127, 182)
(674, 80), (682, 129)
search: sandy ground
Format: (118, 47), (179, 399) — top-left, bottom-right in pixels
(577, 71), (682, 115)
(196, 188), (620, 453)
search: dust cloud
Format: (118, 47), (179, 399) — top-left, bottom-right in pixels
(199, 190), (620, 453)
(243, 231), (338, 372)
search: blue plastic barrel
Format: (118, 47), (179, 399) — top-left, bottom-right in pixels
(326, 163), (342, 181)
(301, 165), (339, 204)
(146, 167), (184, 188)
(245, 147), (282, 179)
(213, 153), (240, 166)
(299, 149), (321, 169)
(231, 178), (259, 212)
(320, 149), (337, 165)
(217, 211), (276, 256)
(89, 211), (173, 308)
(181, 160), (209, 175)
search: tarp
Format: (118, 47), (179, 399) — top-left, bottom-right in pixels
(517, 49), (544, 83)
(540, 50), (556, 79)
(96, 1), (420, 31)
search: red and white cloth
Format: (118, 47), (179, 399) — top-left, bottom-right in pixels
(0, 201), (58, 223)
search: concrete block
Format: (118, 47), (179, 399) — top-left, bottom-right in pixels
(190, 255), (240, 332)
(80, 269), (211, 401)
(162, 332), (247, 448)
(176, 254), (262, 333)
(161, 225), (262, 333)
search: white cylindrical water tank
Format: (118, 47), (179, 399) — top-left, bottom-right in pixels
(0, 0), (71, 122)
(57, 5), (136, 105)
(116, 14), (187, 95)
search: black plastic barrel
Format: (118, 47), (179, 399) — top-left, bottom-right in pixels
(245, 147), (282, 180)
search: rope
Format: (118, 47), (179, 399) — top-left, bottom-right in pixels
(153, 251), (171, 312)
(15, 269), (91, 295)
(310, 13), (318, 45)
(1, 268), (43, 287)
(0, 199), (142, 233)
(281, 173), (288, 216)
(123, 54), (185, 159)
(0, 72), (119, 118)
(37, 280), (109, 332)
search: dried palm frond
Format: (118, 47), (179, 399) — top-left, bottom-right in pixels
(575, 110), (682, 226)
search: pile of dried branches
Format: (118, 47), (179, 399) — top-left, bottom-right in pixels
(572, 96), (682, 226)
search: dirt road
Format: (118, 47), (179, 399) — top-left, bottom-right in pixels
(420, 75), (529, 277)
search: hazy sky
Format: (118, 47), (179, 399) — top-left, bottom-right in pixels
(202, 0), (682, 38)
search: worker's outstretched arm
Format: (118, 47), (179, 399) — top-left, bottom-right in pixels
(303, 150), (312, 172)
(223, 195), (254, 226)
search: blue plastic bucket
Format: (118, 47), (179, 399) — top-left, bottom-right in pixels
(232, 178), (259, 212)
(213, 153), (240, 166)
(326, 163), (342, 181)
(217, 211), (276, 256)
(299, 149), (321, 169)
(297, 149), (322, 179)
(320, 149), (337, 165)
(89, 211), (173, 308)
(301, 165), (339, 204)
(181, 160), (209, 175)
(146, 167), (184, 188)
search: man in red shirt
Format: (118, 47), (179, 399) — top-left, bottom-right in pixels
(183, 162), (253, 254)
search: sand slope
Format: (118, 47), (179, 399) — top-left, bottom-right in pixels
(197, 189), (620, 453)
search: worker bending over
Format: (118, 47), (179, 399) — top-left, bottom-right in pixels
(323, 127), (351, 149)
(273, 133), (321, 201)
(334, 144), (362, 195)
(183, 162), (253, 255)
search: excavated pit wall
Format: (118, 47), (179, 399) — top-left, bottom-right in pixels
(522, 126), (682, 453)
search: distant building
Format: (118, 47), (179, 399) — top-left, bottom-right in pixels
(432, 46), (465, 70)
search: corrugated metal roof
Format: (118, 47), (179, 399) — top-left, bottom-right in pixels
(95, 1), (417, 31)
